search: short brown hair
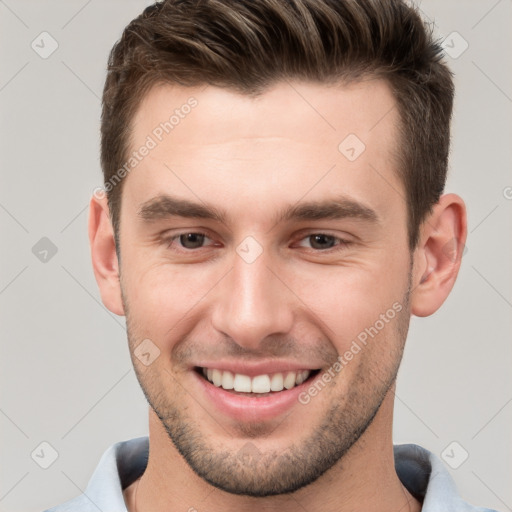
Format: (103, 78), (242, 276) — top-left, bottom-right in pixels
(101, 0), (454, 251)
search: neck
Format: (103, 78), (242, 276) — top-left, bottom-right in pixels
(126, 387), (421, 512)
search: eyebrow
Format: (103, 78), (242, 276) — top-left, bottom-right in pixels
(137, 194), (380, 226)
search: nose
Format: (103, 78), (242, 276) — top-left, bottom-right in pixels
(211, 249), (294, 350)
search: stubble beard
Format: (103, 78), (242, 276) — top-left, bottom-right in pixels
(122, 274), (412, 497)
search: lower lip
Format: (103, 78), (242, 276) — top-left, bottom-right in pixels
(193, 370), (315, 422)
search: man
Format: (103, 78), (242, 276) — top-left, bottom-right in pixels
(45, 0), (498, 511)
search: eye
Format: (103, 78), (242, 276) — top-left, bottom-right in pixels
(165, 232), (214, 250)
(296, 233), (351, 251)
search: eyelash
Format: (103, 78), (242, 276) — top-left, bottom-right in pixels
(162, 231), (352, 253)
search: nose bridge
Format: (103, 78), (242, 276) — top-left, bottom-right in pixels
(211, 247), (293, 348)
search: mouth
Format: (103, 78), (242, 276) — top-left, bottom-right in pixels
(194, 366), (321, 397)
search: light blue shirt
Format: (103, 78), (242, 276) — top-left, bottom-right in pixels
(43, 437), (499, 512)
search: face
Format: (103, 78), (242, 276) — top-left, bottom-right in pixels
(117, 80), (413, 496)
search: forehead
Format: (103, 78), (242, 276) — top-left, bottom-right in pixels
(131, 79), (399, 147)
(124, 79), (403, 228)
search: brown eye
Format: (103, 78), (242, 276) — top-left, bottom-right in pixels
(179, 233), (206, 249)
(308, 234), (337, 250)
(295, 233), (351, 252)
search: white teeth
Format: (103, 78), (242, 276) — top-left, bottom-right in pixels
(233, 373), (252, 392)
(201, 368), (313, 393)
(270, 373), (284, 391)
(251, 374), (271, 393)
(221, 370), (234, 390)
(212, 369), (222, 387)
(295, 370), (309, 385)
(283, 372), (296, 389)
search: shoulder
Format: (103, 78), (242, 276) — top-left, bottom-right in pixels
(43, 437), (149, 512)
(394, 443), (499, 512)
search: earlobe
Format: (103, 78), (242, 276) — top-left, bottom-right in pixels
(88, 194), (125, 316)
(410, 193), (467, 317)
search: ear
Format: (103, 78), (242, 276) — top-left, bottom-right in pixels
(88, 193), (125, 316)
(410, 193), (467, 317)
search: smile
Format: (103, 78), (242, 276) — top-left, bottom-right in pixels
(196, 367), (321, 396)
(192, 361), (324, 421)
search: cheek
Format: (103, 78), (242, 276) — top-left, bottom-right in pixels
(288, 256), (409, 349)
(122, 261), (221, 339)
(121, 239), (410, 357)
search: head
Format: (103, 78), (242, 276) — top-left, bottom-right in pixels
(90, 0), (466, 498)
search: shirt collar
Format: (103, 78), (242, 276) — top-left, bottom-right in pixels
(45, 437), (497, 512)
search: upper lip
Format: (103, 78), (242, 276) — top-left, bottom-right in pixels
(193, 360), (322, 377)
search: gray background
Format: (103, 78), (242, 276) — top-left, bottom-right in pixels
(0, 1), (510, 511)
